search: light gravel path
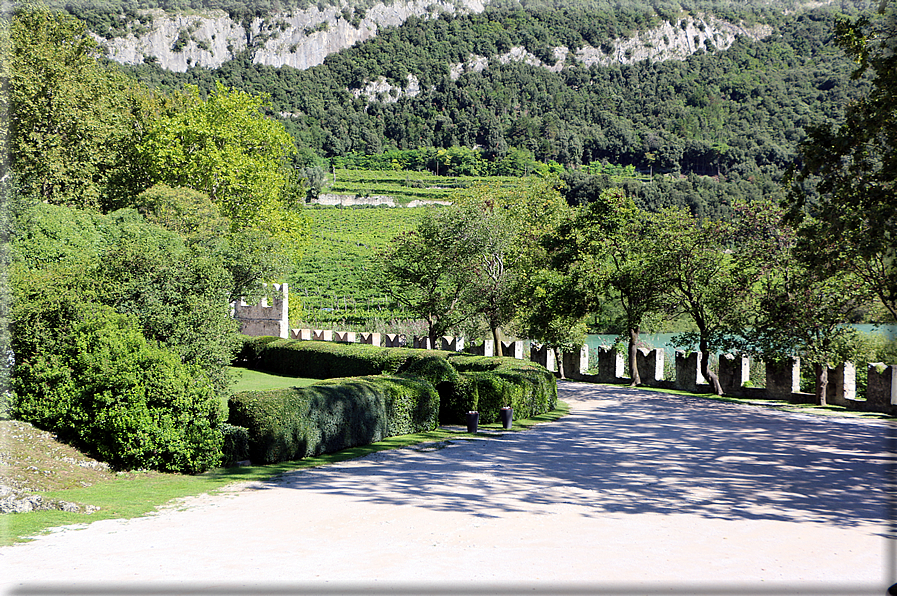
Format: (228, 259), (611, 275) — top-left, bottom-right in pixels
(1, 381), (895, 595)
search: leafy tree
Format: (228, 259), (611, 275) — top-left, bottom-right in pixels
(133, 183), (229, 241)
(652, 206), (758, 394)
(750, 260), (869, 406)
(376, 207), (479, 346)
(454, 178), (571, 348)
(738, 200), (873, 405)
(515, 266), (588, 379)
(6, 3), (140, 209)
(553, 188), (667, 385)
(133, 184), (292, 303)
(0, 181), (15, 418)
(12, 201), (241, 412)
(136, 81), (308, 263)
(789, 0), (897, 320)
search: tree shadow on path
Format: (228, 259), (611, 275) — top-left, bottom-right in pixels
(262, 382), (896, 537)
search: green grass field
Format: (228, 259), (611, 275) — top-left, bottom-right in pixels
(228, 367), (318, 393)
(323, 169), (525, 204)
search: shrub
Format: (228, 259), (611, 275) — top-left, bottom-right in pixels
(448, 355), (557, 423)
(228, 374), (437, 464)
(219, 423), (250, 466)
(13, 304), (223, 473)
(236, 336), (448, 378)
(401, 355), (479, 424)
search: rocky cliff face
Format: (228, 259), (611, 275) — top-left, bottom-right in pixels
(448, 14), (771, 80)
(98, 0), (486, 73)
(577, 14), (772, 66)
(98, 5), (769, 76)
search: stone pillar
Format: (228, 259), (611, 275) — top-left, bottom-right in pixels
(501, 340), (525, 359)
(866, 363), (897, 413)
(719, 353), (750, 396)
(384, 333), (406, 348)
(826, 362), (856, 406)
(359, 332), (382, 347)
(675, 351), (706, 393)
(765, 357), (800, 400)
(440, 336), (465, 352)
(413, 336), (433, 350)
(563, 345), (590, 379)
(333, 331), (356, 343)
(467, 340), (494, 357)
(313, 329), (333, 342)
(530, 344), (557, 372)
(597, 346), (624, 383)
(636, 348), (664, 387)
(291, 328), (312, 341)
(233, 283), (289, 339)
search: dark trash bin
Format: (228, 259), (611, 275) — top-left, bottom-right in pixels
(500, 406), (513, 430)
(466, 411), (479, 434)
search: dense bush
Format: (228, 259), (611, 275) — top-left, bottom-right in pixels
(219, 423), (250, 467)
(228, 374), (438, 464)
(400, 356), (479, 425)
(9, 201), (246, 473)
(13, 303), (224, 472)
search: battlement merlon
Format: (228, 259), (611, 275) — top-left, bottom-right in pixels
(233, 283), (289, 339)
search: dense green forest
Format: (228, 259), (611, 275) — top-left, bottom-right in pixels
(113, 0), (874, 216)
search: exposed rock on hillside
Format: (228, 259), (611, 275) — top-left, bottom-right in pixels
(98, 0), (487, 73)
(445, 14), (772, 82)
(98, 4), (769, 75)
(577, 14), (772, 66)
(352, 73), (422, 103)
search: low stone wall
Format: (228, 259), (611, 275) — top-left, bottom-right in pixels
(867, 363), (897, 415)
(234, 287), (894, 415)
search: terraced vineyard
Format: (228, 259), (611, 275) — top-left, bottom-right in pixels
(293, 168), (561, 330)
(289, 204), (427, 329)
(322, 169), (525, 204)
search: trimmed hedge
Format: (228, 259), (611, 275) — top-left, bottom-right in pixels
(229, 337), (557, 464)
(219, 422), (250, 466)
(236, 336), (450, 379)
(448, 355), (558, 423)
(401, 356), (479, 425)
(228, 374), (438, 464)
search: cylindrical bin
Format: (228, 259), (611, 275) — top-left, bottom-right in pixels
(500, 406), (513, 430)
(466, 411), (479, 434)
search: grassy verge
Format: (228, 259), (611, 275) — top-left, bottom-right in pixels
(1, 401), (569, 546)
(227, 367), (318, 393)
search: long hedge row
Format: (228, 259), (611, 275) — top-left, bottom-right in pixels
(228, 374), (438, 464)
(228, 337), (558, 464)
(235, 336), (444, 378)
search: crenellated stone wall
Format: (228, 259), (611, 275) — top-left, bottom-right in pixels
(235, 285), (894, 415)
(232, 283), (289, 339)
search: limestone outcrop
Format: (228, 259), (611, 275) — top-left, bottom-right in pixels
(97, 0), (487, 73)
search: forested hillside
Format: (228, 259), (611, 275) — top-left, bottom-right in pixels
(112, 0), (874, 216)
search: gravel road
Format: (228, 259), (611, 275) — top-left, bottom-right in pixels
(2, 381), (894, 596)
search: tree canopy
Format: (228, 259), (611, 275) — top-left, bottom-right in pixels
(789, 0), (897, 321)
